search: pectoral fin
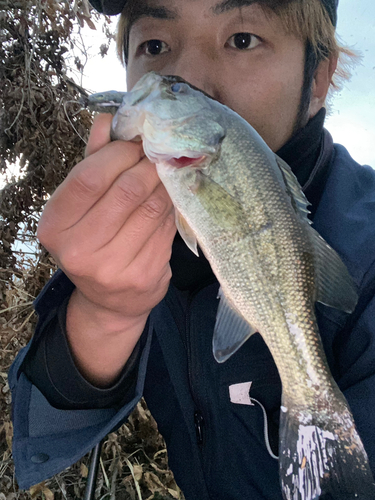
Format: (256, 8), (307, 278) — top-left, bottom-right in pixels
(195, 172), (245, 228)
(213, 288), (258, 363)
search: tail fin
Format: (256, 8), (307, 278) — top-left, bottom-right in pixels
(279, 403), (375, 500)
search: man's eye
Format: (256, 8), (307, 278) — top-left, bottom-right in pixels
(140, 39), (169, 56)
(226, 33), (261, 50)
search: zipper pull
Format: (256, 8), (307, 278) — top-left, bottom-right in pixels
(194, 411), (204, 445)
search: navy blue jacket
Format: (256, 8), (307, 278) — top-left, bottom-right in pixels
(9, 126), (375, 498)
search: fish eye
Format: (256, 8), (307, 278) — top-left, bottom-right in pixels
(171, 82), (187, 93)
(171, 83), (182, 92)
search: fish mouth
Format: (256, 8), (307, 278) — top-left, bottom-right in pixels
(169, 155), (207, 169)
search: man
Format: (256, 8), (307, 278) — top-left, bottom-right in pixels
(9, 0), (375, 498)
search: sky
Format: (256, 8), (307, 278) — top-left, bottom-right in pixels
(80, 0), (375, 167)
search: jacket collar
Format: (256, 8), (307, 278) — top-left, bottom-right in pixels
(277, 107), (334, 219)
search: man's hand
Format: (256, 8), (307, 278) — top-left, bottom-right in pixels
(37, 114), (176, 386)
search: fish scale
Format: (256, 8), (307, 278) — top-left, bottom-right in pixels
(86, 71), (375, 500)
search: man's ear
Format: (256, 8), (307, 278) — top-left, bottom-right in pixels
(309, 55), (338, 118)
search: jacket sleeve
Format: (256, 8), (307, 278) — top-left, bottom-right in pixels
(318, 255), (375, 477)
(338, 291), (375, 473)
(8, 270), (153, 490)
(22, 294), (145, 410)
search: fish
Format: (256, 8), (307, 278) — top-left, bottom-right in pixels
(85, 72), (375, 500)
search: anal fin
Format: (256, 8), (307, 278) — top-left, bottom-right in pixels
(213, 287), (257, 363)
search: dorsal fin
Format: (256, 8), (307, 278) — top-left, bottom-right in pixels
(276, 156), (311, 223)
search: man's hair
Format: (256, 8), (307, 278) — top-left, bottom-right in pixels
(269, 0), (355, 94)
(116, 0), (355, 101)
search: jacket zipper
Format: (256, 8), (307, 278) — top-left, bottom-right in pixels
(185, 277), (217, 447)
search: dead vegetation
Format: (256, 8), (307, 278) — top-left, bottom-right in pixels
(0, 2), (182, 498)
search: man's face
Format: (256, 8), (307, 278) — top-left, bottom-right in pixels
(126, 0), (309, 152)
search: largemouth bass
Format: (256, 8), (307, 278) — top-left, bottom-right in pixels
(86, 72), (375, 500)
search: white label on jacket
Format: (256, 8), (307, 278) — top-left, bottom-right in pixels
(229, 382), (254, 405)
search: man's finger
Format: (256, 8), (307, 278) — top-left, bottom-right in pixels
(92, 208), (176, 294)
(85, 113), (113, 157)
(38, 141), (144, 237)
(114, 188), (175, 263)
(62, 160), (165, 251)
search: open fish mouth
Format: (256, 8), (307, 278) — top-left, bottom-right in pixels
(168, 155), (207, 169)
